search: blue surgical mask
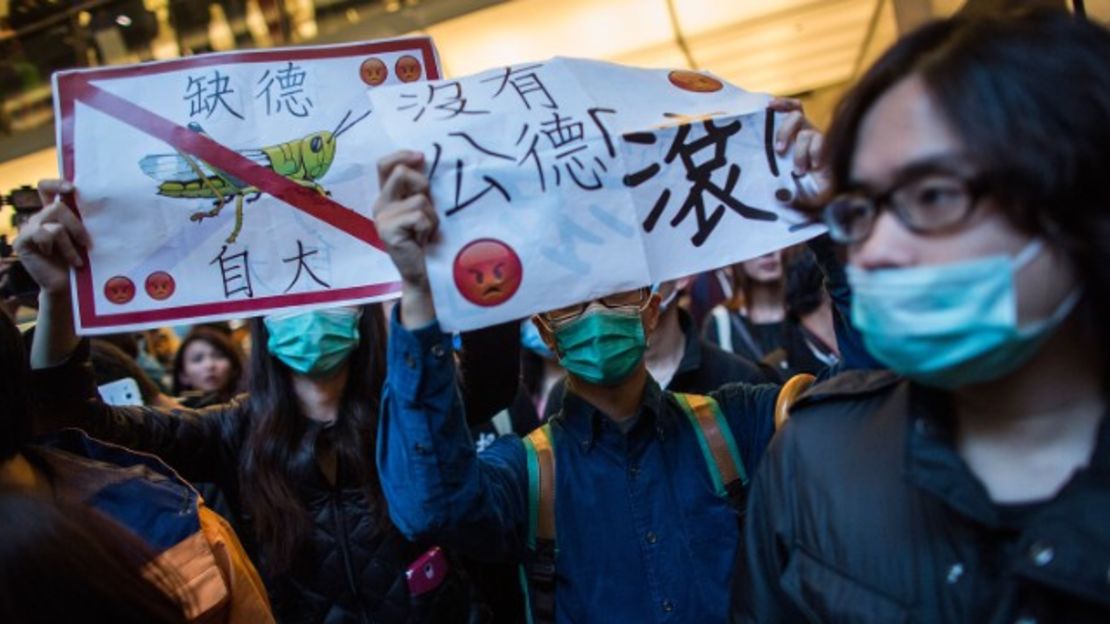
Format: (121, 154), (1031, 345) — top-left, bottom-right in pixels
(264, 308), (361, 378)
(521, 319), (555, 360)
(848, 240), (1080, 389)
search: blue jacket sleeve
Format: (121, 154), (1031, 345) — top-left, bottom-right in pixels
(708, 382), (781, 479)
(376, 309), (529, 563)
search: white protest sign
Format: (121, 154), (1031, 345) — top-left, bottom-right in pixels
(54, 38), (442, 334)
(368, 57), (825, 332)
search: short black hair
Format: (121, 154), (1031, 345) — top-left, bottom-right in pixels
(824, 9), (1110, 390)
(0, 311), (30, 462)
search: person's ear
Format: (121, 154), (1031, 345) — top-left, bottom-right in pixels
(642, 292), (662, 338)
(532, 316), (560, 357)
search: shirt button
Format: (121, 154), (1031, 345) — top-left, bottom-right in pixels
(661, 599), (673, 613)
(430, 343), (447, 358)
(1014, 616), (1036, 624)
(404, 353), (416, 368)
(1029, 542), (1054, 567)
(946, 563), (964, 584)
(646, 531), (657, 544)
(628, 464), (640, 478)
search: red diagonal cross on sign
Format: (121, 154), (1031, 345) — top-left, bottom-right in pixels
(68, 74), (386, 251)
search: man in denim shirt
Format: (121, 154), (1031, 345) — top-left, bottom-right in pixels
(373, 100), (857, 623)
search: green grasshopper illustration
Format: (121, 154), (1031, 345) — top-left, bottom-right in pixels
(139, 110), (369, 244)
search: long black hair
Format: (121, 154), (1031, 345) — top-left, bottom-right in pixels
(822, 8), (1110, 391)
(239, 304), (389, 573)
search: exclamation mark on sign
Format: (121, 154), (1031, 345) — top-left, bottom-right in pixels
(764, 108), (795, 204)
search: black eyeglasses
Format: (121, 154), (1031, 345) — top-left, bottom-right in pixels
(822, 172), (989, 244)
(541, 287), (651, 326)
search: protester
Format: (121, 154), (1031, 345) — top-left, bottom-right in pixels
(765, 247), (841, 374)
(370, 95), (860, 623)
(541, 278), (773, 421)
(704, 244), (838, 378)
(733, 9), (1110, 623)
(17, 180), (517, 623)
(172, 326), (246, 405)
(0, 310), (272, 623)
(0, 488), (189, 624)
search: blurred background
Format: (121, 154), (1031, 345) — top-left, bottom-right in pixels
(0, 0), (1107, 246)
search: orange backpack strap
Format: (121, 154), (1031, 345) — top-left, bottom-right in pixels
(774, 374), (816, 431)
(520, 424), (556, 624)
(673, 393), (747, 502)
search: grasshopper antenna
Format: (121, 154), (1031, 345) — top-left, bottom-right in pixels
(333, 109), (371, 140)
(331, 110), (352, 136)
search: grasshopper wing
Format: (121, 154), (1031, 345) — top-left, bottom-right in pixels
(139, 151), (271, 184)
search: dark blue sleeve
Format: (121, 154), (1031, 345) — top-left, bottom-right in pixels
(376, 308), (529, 562)
(708, 382), (781, 479)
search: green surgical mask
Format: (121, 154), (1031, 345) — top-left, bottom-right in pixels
(553, 309), (646, 386)
(264, 308), (361, 378)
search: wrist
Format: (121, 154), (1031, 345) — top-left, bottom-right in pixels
(399, 281), (436, 330)
(38, 288), (71, 307)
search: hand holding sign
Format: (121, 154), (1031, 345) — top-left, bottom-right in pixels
(372, 150), (439, 330)
(14, 180), (90, 296)
(367, 57), (827, 332)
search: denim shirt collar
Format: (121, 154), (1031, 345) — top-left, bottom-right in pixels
(556, 375), (674, 453)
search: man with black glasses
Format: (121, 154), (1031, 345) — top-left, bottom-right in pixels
(733, 9), (1110, 623)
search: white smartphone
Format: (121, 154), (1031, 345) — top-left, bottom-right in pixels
(98, 377), (143, 406)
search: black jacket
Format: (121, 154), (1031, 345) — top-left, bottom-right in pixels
(732, 370), (1110, 624)
(31, 330), (517, 624)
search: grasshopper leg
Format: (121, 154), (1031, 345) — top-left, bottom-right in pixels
(225, 193), (245, 244)
(191, 193), (228, 222)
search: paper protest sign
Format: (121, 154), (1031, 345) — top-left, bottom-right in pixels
(54, 38), (441, 334)
(367, 58), (825, 331)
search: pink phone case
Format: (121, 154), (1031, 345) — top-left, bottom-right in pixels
(406, 546), (449, 596)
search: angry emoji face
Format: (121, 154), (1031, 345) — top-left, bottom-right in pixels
(104, 276), (135, 305)
(668, 70), (724, 93)
(452, 239), (523, 307)
(395, 55), (423, 83)
(145, 271), (176, 301)
(360, 57), (388, 86)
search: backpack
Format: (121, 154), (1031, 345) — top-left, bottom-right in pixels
(516, 392), (749, 624)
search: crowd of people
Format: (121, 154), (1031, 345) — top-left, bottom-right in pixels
(1, 7), (1107, 624)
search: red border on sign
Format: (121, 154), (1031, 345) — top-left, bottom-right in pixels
(58, 38), (439, 329)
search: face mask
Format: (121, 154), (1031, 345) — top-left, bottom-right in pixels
(521, 319), (555, 360)
(552, 308), (646, 386)
(848, 240), (1081, 389)
(264, 308), (361, 378)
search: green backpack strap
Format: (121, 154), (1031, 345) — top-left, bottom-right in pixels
(673, 393), (748, 503)
(520, 424), (556, 624)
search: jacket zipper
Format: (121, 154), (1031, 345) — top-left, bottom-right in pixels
(331, 488), (371, 624)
